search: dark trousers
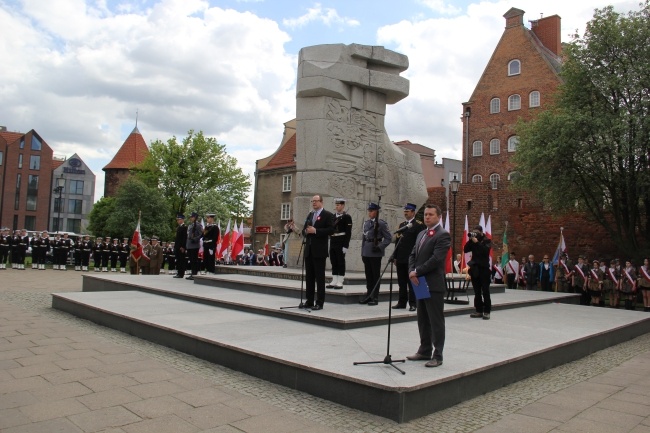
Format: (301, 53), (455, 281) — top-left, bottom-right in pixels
(110, 254), (118, 269)
(187, 248), (199, 275)
(0, 249), (8, 264)
(329, 241), (346, 276)
(93, 253), (101, 268)
(506, 273), (517, 290)
(362, 256), (382, 301)
(204, 247), (215, 273)
(175, 251), (187, 277)
(82, 252), (91, 267)
(471, 267), (492, 313)
(396, 261), (416, 307)
(416, 291), (445, 361)
(119, 254), (128, 268)
(101, 253), (109, 268)
(305, 255), (326, 306)
(74, 251), (82, 266)
(540, 278), (552, 292)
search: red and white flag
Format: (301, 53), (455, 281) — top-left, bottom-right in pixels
(264, 233), (270, 257)
(444, 211), (452, 273)
(461, 215), (470, 270)
(218, 220), (231, 259)
(231, 221), (245, 260)
(130, 212), (148, 261)
(485, 214), (493, 267)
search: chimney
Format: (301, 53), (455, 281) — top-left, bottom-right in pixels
(503, 8), (525, 28)
(531, 14), (562, 55)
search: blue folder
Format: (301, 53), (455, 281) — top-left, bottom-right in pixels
(413, 276), (431, 300)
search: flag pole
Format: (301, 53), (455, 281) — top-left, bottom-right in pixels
(136, 210), (141, 276)
(554, 226), (563, 292)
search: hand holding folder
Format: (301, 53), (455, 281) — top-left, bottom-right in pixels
(412, 276), (431, 300)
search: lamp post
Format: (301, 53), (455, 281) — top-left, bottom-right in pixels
(53, 175), (65, 233)
(450, 176), (461, 273)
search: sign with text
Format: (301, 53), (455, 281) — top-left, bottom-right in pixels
(255, 226), (272, 234)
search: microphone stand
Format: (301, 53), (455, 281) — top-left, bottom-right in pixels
(354, 236), (406, 374)
(280, 218), (311, 313)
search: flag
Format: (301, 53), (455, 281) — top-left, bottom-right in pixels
(264, 233), (270, 257)
(551, 229), (567, 283)
(485, 215), (493, 267)
(231, 221), (244, 260)
(461, 215), (470, 270)
(218, 220), (231, 258)
(501, 225), (509, 269)
(444, 211), (452, 273)
(479, 212), (486, 230)
(216, 219), (222, 254)
(130, 212), (148, 262)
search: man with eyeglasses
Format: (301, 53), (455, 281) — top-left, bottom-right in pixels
(539, 255), (553, 291)
(301, 195), (335, 310)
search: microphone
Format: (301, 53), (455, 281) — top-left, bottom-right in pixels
(305, 211), (314, 225)
(393, 222), (413, 234)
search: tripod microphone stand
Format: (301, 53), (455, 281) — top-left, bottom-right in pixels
(280, 234), (311, 313)
(354, 237), (406, 374)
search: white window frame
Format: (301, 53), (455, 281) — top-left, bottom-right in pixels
(490, 98), (500, 114)
(508, 94), (521, 111)
(449, 172), (459, 183)
(280, 203), (291, 220)
(472, 174), (482, 183)
(490, 173), (500, 190)
(489, 139), (500, 155)
(508, 136), (519, 152)
(472, 141), (483, 156)
(282, 174), (292, 192)
(508, 59), (521, 76)
(529, 91), (540, 107)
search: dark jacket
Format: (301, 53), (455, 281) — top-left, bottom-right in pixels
(393, 219), (425, 264)
(408, 225), (451, 293)
(174, 224), (187, 253)
(302, 209), (335, 259)
(464, 236), (492, 269)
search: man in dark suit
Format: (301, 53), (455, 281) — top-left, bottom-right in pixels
(392, 203), (425, 311)
(407, 204), (451, 368)
(173, 214), (188, 278)
(202, 213), (219, 274)
(302, 194), (335, 310)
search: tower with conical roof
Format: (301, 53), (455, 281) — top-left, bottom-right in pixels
(102, 125), (149, 197)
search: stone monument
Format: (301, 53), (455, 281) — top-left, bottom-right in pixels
(290, 43), (428, 272)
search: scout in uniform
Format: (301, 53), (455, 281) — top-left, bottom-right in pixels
(586, 259), (604, 306)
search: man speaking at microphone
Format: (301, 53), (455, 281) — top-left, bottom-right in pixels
(392, 203), (425, 311)
(302, 194), (335, 310)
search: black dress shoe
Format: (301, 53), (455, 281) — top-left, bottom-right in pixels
(303, 303), (314, 308)
(409, 306), (417, 312)
(185, 276), (194, 280)
(312, 304), (323, 311)
(367, 300), (378, 306)
(173, 275), (184, 278)
(359, 297), (371, 305)
(326, 283), (334, 288)
(406, 353), (431, 361)
(392, 304), (406, 309)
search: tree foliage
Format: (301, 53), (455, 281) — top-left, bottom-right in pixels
(138, 130), (251, 218)
(513, 2), (650, 258)
(87, 196), (116, 237)
(104, 177), (173, 241)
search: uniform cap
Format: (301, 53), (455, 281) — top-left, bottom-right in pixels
(404, 203), (417, 211)
(190, 211), (199, 218)
(152, 236), (159, 241)
(205, 213), (216, 218)
(334, 198), (346, 204)
(176, 214), (185, 220)
(367, 202), (380, 210)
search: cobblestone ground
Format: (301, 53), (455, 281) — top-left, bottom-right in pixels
(1, 272), (649, 432)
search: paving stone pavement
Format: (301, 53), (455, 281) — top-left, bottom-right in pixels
(1, 269), (650, 432)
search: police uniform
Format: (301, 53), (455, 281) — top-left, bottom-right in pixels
(392, 203), (425, 311)
(359, 203), (392, 305)
(202, 213), (219, 274)
(327, 198), (353, 289)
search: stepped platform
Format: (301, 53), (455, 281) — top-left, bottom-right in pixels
(51, 273), (650, 423)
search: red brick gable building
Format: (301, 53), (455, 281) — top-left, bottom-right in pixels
(102, 125), (149, 198)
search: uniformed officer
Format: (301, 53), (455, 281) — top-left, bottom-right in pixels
(101, 236), (111, 272)
(82, 235), (93, 271)
(0, 228), (11, 269)
(140, 237), (152, 275)
(11, 230), (22, 269)
(202, 213), (219, 275)
(51, 233), (62, 270)
(30, 233), (39, 269)
(185, 212), (203, 280)
(17, 229), (29, 269)
(60, 233), (72, 270)
(36, 231), (50, 270)
(109, 238), (120, 272)
(148, 236), (163, 275)
(119, 238), (129, 273)
(327, 198), (353, 289)
(392, 203), (426, 311)
(173, 214), (187, 279)
(359, 203), (392, 305)
(73, 236), (83, 270)
(92, 236), (103, 271)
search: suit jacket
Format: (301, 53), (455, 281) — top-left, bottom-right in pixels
(408, 225), (451, 293)
(393, 219), (425, 264)
(302, 209), (335, 259)
(174, 224), (187, 253)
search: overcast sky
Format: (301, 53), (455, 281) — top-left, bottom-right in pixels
(0, 0), (639, 203)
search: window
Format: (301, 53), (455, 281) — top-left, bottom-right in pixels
(69, 180), (84, 195)
(449, 172), (459, 183)
(54, 198), (65, 213)
(508, 136), (519, 152)
(490, 98), (500, 114)
(14, 173), (21, 210)
(508, 94), (521, 111)
(18, 154), (23, 169)
(31, 135), (42, 151)
(472, 141), (483, 156)
(67, 219), (81, 233)
(24, 216), (36, 231)
(0, 150), (3, 165)
(281, 203), (291, 220)
(52, 217), (63, 232)
(529, 91), (540, 107)
(508, 59), (521, 76)
(19, 138), (24, 149)
(472, 174), (482, 183)
(69, 199), (83, 214)
(26, 175), (38, 211)
(490, 139), (500, 155)
(490, 173), (500, 190)
(282, 175), (292, 192)
(30, 155), (40, 170)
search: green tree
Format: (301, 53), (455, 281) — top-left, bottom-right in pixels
(105, 177), (173, 241)
(138, 130), (251, 217)
(514, 2), (650, 259)
(87, 196), (116, 236)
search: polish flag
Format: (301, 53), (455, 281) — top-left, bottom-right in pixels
(461, 215), (470, 270)
(479, 212), (486, 231)
(264, 233), (270, 257)
(485, 215), (493, 267)
(231, 221), (245, 260)
(218, 220), (231, 259)
(444, 211), (452, 273)
(130, 214), (144, 261)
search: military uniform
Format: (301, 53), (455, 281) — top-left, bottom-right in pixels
(185, 212), (203, 279)
(360, 203), (392, 305)
(81, 236), (93, 271)
(173, 215), (188, 278)
(202, 213), (219, 274)
(148, 237), (163, 275)
(19, 230), (29, 269)
(0, 229), (11, 269)
(36, 232), (50, 270)
(73, 238), (83, 270)
(60, 234), (72, 270)
(140, 239), (152, 275)
(392, 203), (425, 310)
(109, 239), (120, 272)
(327, 198), (353, 289)
(92, 237), (104, 271)
(30, 235), (39, 269)
(119, 238), (129, 273)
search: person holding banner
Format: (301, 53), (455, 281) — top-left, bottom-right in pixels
(619, 260), (637, 310)
(638, 258), (650, 311)
(406, 204), (450, 368)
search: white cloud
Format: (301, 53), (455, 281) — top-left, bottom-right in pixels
(417, 0), (462, 15)
(283, 3), (360, 29)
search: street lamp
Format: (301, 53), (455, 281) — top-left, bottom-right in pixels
(449, 176), (461, 272)
(53, 175), (65, 233)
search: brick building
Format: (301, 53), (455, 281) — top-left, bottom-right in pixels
(452, 7), (620, 261)
(102, 125), (149, 198)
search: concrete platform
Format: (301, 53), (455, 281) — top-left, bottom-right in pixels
(51, 274), (650, 423)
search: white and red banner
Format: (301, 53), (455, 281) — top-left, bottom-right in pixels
(231, 221), (245, 260)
